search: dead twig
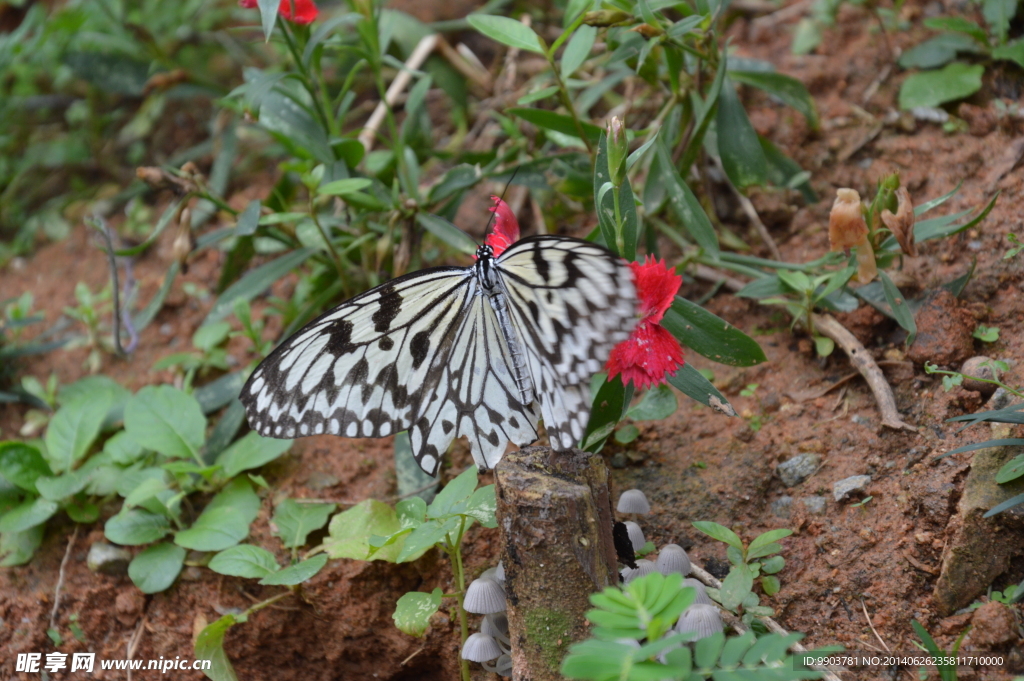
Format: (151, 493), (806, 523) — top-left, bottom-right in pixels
(689, 563), (845, 681)
(126, 611), (149, 681)
(860, 599), (891, 653)
(49, 525), (79, 632)
(728, 183), (783, 261)
(811, 313), (917, 432)
(435, 37), (492, 91)
(690, 264), (747, 293)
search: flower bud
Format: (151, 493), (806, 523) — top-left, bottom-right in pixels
(880, 187), (916, 257)
(631, 23), (664, 38)
(829, 188), (876, 282)
(583, 9), (631, 26)
(606, 116), (627, 187)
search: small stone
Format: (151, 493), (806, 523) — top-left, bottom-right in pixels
(798, 440), (824, 454)
(851, 415), (872, 427)
(306, 472), (340, 491)
(801, 496), (827, 515)
(771, 496), (793, 518)
(179, 566), (204, 581)
(960, 357), (998, 398)
(610, 453), (628, 469)
(833, 475), (872, 502)
(86, 542), (131, 576)
(988, 387), (1015, 411)
(777, 453), (820, 487)
(969, 602), (1018, 648)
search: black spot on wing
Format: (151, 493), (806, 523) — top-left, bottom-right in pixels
(371, 282), (401, 333)
(442, 420), (454, 434)
(378, 336), (394, 351)
(531, 242), (550, 282)
(324, 319), (355, 356)
(410, 330), (431, 369)
(344, 357), (369, 385)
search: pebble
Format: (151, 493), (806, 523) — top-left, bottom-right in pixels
(610, 453), (628, 469)
(86, 542), (131, 576)
(833, 475), (872, 502)
(850, 415), (872, 427)
(776, 453), (820, 487)
(305, 472), (340, 491)
(771, 496), (793, 518)
(960, 356), (997, 397)
(969, 602), (1018, 647)
(801, 496), (827, 515)
(988, 387), (1014, 411)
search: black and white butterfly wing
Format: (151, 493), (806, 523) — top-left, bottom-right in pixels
(495, 236), (638, 449)
(241, 267), (474, 444)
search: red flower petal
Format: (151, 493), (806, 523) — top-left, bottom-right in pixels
(279, 0), (318, 23)
(238, 0), (257, 7)
(606, 322), (685, 390)
(484, 196), (520, 257)
(630, 256), (681, 324)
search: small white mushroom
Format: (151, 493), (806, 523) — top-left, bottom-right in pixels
(483, 653), (513, 677)
(621, 559), (656, 584)
(624, 521), (646, 551)
(495, 560), (505, 584)
(480, 567), (500, 583)
(482, 612), (510, 642)
(675, 603), (724, 640)
(617, 489), (651, 514)
(655, 544), (692, 576)
(462, 632), (502, 662)
(464, 578), (506, 614)
(683, 578), (714, 606)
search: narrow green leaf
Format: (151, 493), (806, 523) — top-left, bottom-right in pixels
(561, 25), (596, 77)
(256, 0), (279, 42)
(129, 543), (186, 594)
(749, 528), (793, 552)
(508, 108), (603, 145)
(394, 430), (439, 504)
(582, 375), (633, 452)
(667, 364), (736, 415)
(729, 70), (819, 130)
(922, 16), (989, 44)
(416, 213), (478, 255)
(259, 553), (328, 585)
(878, 271), (917, 345)
(467, 14), (545, 53)
(318, 178), (372, 196)
(662, 297), (766, 366)
(716, 77), (768, 188)
(655, 139), (720, 256)
(203, 248), (317, 326)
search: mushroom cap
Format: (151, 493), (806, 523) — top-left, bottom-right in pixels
(462, 633), (503, 662)
(624, 521), (646, 552)
(481, 612), (509, 639)
(675, 603), (724, 640)
(480, 567), (499, 583)
(495, 560), (505, 584)
(683, 578), (714, 606)
(464, 577), (507, 614)
(493, 654), (512, 677)
(621, 559), (656, 584)
(655, 544), (692, 576)
(617, 489), (651, 514)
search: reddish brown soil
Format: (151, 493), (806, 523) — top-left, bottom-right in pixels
(3, 1), (1024, 680)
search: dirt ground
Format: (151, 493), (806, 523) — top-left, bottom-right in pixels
(2, 0), (1024, 680)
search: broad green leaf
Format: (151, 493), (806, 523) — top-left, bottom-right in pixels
(322, 499), (404, 561)
(416, 213), (478, 255)
(716, 77), (768, 188)
(508, 108), (603, 145)
(655, 139), (720, 257)
(65, 501), (99, 524)
(0, 525), (45, 566)
(203, 248), (317, 326)
(103, 431), (144, 465)
(393, 588), (443, 637)
(454, 485), (497, 528)
(791, 18), (821, 55)
(667, 364), (735, 415)
(879, 271), (917, 345)
(125, 385), (206, 460)
(398, 517), (460, 563)
(216, 431), (292, 477)
(467, 14), (545, 53)
(996, 454), (1024, 484)
(983, 0), (1016, 42)
(720, 564), (754, 611)
(615, 424), (640, 444)
(195, 614), (239, 681)
(898, 63), (984, 110)
(272, 499), (336, 548)
(0, 442), (51, 494)
(898, 33), (984, 69)
(427, 466), (480, 518)
(58, 375), (130, 429)
(992, 39), (1024, 68)
(748, 528), (793, 552)
(104, 508), (171, 545)
(582, 375), (633, 452)
(627, 385), (678, 421)
(259, 553), (328, 585)
(209, 545), (280, 578)
(174, 478), (260, 552)
(692, 521), (743, 549)
(761, 555), (785, 574)
(663, 297), (766, 367)
(0, 497), (58, 533)
(35, 469), (91, 502)
(128, 543), (186, 594)
(729, 70), (819, 130)
(45, 394), (111, 473)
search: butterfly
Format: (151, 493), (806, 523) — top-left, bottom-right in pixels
(240, 215), (637, 476)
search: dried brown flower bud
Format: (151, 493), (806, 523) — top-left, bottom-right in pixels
(880, 187), (916, 257)
(582, 9), (631, 26)
(136, 167), (166, 188)
(631, 23), (664, 38)
(829, 188), (876, 282)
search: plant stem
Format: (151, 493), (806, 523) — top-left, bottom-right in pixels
(308, 196), (351, 293)
(450, 517), (471, 681)
(278, 19), (335, 136)
(611, 183), (625, 256)
(545, 51), (594, 156)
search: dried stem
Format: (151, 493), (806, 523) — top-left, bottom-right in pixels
(49, 525), (79, 632)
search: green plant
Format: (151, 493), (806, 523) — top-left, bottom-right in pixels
(850, 495), (873, 508)
(912, 620), (969, 681)
(925, 359), (1019, 397)
(1005, 234), (1024, 259)
(63, 282), (113, 374)
(692, 523), (791, 618)
(152, 321), (233, 390)
(898, 0), (1024, 110)
(560, 571), (821, 680)
(973, 324), (1000, 343)
(968, 581), (1021, 610)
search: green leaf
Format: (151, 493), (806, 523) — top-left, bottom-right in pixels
(0, 442), (51, 494)
(322, 500), (405, 561)
(0, 497), (58, 533)
(916, 192), (998, 242)
(417, 213), (479, 255)
(103, 431), (144, 465)
(259, 553), (328, 585)
(627, 385), (678, 421)
(195, 615), (239, 681)
(983, 0), (1016, 43)
(427, 164), (482, 204)
(105, 508), (171, 545)
(655, 139), (720, 257)
(398, 516), (460, 563)
(65, 501), (99, 524)
(749, 528), (793, 552)
(720, 564), (754, 611)
(203, 248), (317, 326)
(715, 77), (768, 188)
(454, 485), (498, 528)
(692, 521), (743, 549)
(216, 431), (292, 478)
(393, 588), (443, 637)
(0, 525), (45, 566)
(614, 424), (640, 444)
(427, 466), (480, 519)
(898, 63), (984, 110)
(923, 16), (989, 44)
(36, 469), (91, 502)
(899, 33), (984, 69)
(667, 364), (736, 415)
(992, 38), (1024, 68)
(508, 108), (603, 145)
(255, 0), (279, 41)
(996, 455), (1024, 484)
(729, 71), (819, 130)
(878, 271), (917, 345)
(467, 14), (545, 53)
(791, 18), (822, 55)
(561, 25), (597, 77)
(662, 297), (766, 367)
(973, 325), (999, 343)
(582, 375), (633, 452)
(318, 178), (372, 196)
(174, 478), (260, 552)
(44, 394), (111, 474)
(128, 542), (186, 594)
(209, 545), (280, 578)
(272, 499), (336, 548)
(125, 385), (206, 460)
(761, 555), (785, 575)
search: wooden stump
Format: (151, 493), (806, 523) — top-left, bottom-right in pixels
(495, 446), (618, 681)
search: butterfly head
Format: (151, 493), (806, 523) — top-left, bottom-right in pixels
(476, 243), (494, 260)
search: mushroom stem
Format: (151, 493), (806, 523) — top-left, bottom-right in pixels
(447, 516), (472, 681)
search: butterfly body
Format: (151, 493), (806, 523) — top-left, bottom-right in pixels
(241, 235), (637, 475)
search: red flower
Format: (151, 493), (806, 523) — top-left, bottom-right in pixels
(484, 196), (520, 257)
(239, 0), (318, 24)
(606, 257), (685, 390)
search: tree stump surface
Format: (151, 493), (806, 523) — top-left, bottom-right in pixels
(495, 446), (618, 681)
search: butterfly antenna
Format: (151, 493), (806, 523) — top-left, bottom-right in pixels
(483, 167), (520, 238)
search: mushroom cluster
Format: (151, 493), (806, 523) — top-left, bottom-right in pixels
(461, 562), (512, 675)
(615, 489), (724, 644)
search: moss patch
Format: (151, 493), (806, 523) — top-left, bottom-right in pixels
(523, 608), (575, 671)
